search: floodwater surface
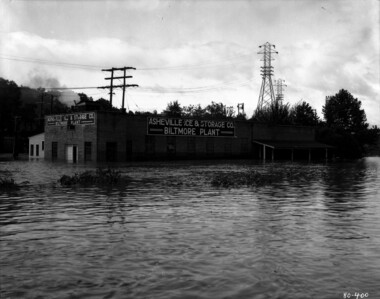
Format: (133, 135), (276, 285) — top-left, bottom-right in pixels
(1, 158), (380, 299)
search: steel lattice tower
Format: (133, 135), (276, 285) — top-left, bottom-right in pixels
(256, 42), (278, 111)
(274, 78), (286, 105)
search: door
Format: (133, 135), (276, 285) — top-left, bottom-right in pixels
(66, 145), (78, 163)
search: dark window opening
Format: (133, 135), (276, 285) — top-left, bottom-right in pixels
(36, 144), (39, 157)
(241, 138), (249, 153)
(126, 140), (132, 161)
(52, 142), (58, 159)
(187, 137), (195, 153)
(166, 136), (176, 156)
(73, 145), (77, 163)
(30, 144), (34, 156)
(42, 141), (44, 151)
(224, 142), (232, 153)
(106, 142), (117, 162)
(145, 135), (155, 155)
(206, 139), (214, 155)
(84, 142), (92, 161)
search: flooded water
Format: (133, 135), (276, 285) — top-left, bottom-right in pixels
(1, 158), (380, 299)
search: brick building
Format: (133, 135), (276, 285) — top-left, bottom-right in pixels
(44, 111), (332, 162)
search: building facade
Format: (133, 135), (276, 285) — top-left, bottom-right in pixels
(44, 111), (331, 163)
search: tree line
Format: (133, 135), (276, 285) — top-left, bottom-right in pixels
(160, 90), (379, 158)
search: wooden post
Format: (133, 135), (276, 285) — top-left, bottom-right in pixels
(109, 69), (114, 106)
(263, 145), (266, 161)
(122, 68), (126, 110)
(258, 144), (262, 159)
(50, 95), (54, 114)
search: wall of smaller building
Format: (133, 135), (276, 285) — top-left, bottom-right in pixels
(28, 133), (45, 158)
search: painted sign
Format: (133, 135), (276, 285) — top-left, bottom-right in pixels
(46, 112), (96, 126)
(147, 117), (235, 137)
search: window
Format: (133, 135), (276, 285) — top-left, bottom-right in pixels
(42, 141), (44, 151)
(206, 139), (214, 155)
(166, 136), (176, 155)
(241, 138), (249, 153)
(36, 144), (39, 157)
(187, 137), (195, 153)
(30, 144), (34, 156)
(145, 136), (155, 155)
(106, 142), (117, 162)
(52, 142), (58, 159)
(84, 142), (92, 161)
(126, 140), (132, 161)
(224, 142), (232, 154)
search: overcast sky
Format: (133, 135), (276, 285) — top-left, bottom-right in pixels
(1, 0), (379, 125)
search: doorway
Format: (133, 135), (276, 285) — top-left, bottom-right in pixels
(66, 144), (78, 163)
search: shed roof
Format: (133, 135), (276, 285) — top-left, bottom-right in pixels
(253, 140), (334, 149)
(28, 132), (45, 139)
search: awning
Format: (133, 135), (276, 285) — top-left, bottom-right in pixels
(253, 140), (334, 150)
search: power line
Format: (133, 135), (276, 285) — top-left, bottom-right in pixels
(137, 80), (252, 94)
(0, 52), (252, 72)
(45, 86), (100, 90)
(0, 55), (106, 70)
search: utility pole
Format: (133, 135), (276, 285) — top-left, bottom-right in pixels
(99, 67), (138, 110)
(13, 116), (20, 159)
(256, 42), (278, 112)
(50, 94), (54, 114)
(38, 91), (46, 131)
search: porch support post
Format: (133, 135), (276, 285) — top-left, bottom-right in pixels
(263, 145), (266, 161)
(258, 144), (262, 159)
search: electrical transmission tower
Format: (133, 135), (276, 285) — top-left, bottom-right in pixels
(256, 42), (278, 111)
(98, 67), (138, 110)
(274, 79), (286, 105)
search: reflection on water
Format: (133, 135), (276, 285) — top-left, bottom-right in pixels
(1, 158), (380, 299)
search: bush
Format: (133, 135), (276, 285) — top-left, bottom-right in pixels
(0, 177), (19, 190)
(59, 168), (121, 186)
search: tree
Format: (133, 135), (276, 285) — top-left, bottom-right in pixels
(252, 101), (291, 125)
(95, 98), (114, 111)
(77, 92), (93, 103)
(163, 100), (183, 117)
(290, 101), (319, 126)
(323, 89), (368, 132)
(205, 101), (232, 118)
(0, 78), (21, 134)
(183, 104), (206, 118)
